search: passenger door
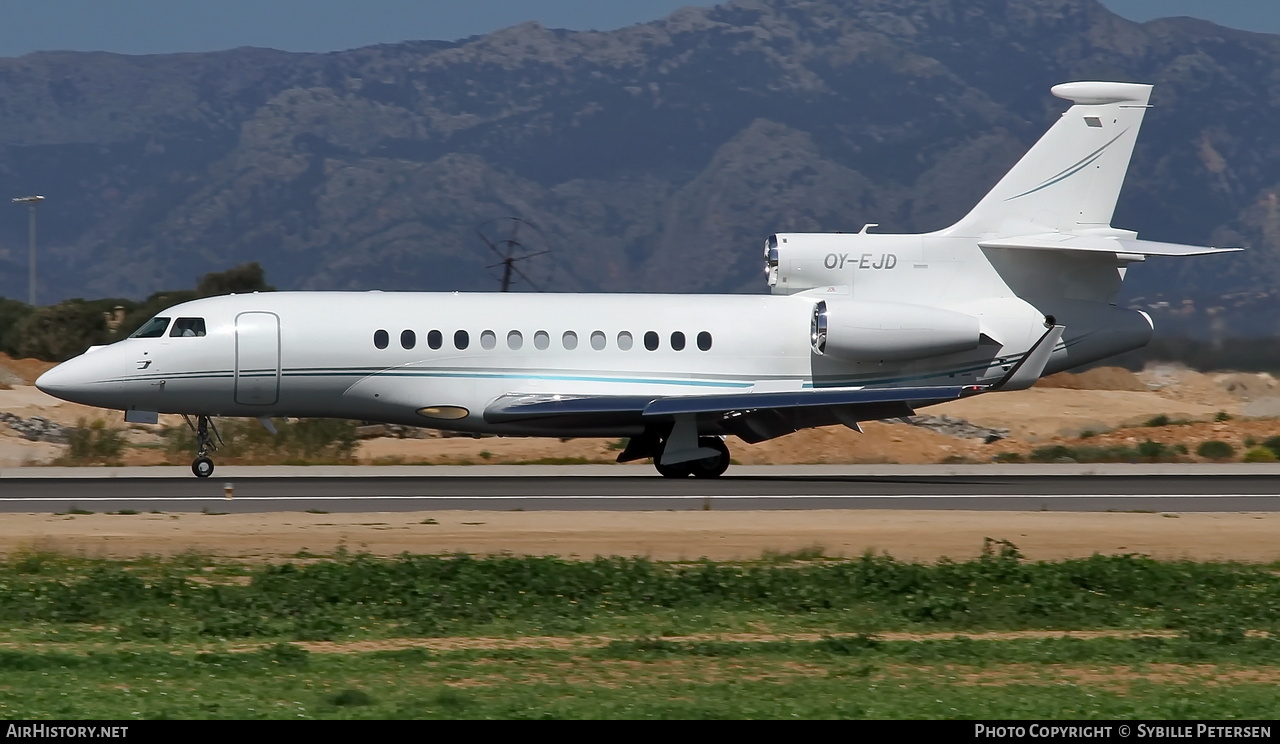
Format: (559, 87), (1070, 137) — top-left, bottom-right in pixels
(234, 312), (280, 406)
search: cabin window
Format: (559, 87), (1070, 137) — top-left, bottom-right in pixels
(697, 331), (712, 351)
(643, 331), (659, 351)
(671, 331), (686, 351)
(454, 330), (469, 350)
(374, 329), (389, 349)
(590, 331), (606, 350)
(617, 331), (633, 351)
(534, 331), (550, 350)
(507, 330), (523, 350)
(480, 330), (497, 350)
(131, 317), (171, 339)
(427, 330), (442, 350)
(563, 331), (578, 350)
(169, 318), (206, 337)
(401, 330), (416, 350)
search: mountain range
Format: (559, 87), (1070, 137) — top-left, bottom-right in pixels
(2, 0), (1279, 335)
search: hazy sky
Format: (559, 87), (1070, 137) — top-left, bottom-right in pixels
(1, 1), (1278, 57)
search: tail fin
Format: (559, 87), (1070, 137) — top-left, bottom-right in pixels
(946, 81), (1152, 238)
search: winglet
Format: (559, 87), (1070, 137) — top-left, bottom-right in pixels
(991, 325), (1065, 392)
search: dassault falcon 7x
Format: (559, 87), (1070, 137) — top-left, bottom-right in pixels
(37, 81), (1239, 478)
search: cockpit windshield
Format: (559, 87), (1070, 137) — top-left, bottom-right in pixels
(170, 318), (206, 337)
(130, 317), (171, 339)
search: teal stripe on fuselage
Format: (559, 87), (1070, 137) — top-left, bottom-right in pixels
(95, 334), (1081, 392)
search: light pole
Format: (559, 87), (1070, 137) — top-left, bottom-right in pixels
(11, 195), (44, 306)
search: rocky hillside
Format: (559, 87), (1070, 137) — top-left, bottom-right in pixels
(2, 0), (1279, 326)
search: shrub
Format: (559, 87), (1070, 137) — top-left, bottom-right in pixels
(1136, 440), (1172, 461)
(1215, 411), (1233, 422)
(1196, 440), (1236, 461)
(1144, 414), (1170, 427)
(1263, 436), (1280, 459)
(1029, 445), (1076, 463)
(1241, 447), (1277, 463)
(163, 417), (358, 464)
(62, 418), (125, 464)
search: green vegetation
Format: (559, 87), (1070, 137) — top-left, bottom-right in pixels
(0, 544), (1277, 719)
(1028, 442), (1185, 463)
(162, 418), (358, 464)
(2, 637), (1280, 719)
(0, 263), (272, 362)
(1196, 440), (1236, 461)
(1142, 414), (1193, 428)
(59, 418), (126, 465)
(1242, 447), (1278, 463)
(0, 541), (1277, 641)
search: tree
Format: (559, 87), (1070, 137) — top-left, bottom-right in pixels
(0, 297), (34, 357)
(196, 262), (274, 297)
(11, 299), (124, 362)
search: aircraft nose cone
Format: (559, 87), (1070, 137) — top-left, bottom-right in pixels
(34, 366), (61, 394)
(35, 361), (96, 403)
(35, 365), (70, 396)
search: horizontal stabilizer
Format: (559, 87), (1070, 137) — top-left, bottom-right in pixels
(979, 233), (1241, 257)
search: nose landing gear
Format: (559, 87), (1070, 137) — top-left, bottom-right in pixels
(183, 415), (222, 478)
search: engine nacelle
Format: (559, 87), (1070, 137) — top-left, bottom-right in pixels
(810, 299), (982, 362)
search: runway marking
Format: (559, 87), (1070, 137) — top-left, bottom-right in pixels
(0, 494), (1274, 502)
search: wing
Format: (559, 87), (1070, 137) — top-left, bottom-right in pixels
(484, 325), (1063, 446)
(484, 384), (982, 442)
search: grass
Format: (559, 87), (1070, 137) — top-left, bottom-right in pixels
(0, 542), (1278, 639)
(1, 545), (1279, 718)
(0, 637), (1278, 719)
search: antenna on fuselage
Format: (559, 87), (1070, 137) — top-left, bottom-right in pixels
(476, 217), (551, 292)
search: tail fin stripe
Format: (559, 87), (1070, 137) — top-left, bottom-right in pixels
(1005, 129), (1127, 201)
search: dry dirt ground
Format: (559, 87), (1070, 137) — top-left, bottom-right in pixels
(5, 510), (1278, 564)
(4, 354), (1280, 563)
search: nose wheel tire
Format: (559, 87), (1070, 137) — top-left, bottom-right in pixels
(192, 456), (215, 478)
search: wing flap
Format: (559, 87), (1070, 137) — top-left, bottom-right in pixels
(640, 385), (980, 418)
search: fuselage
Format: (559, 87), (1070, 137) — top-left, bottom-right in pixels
(35, 286), (1150, 437)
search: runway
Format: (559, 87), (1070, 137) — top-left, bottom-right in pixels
(1, 465), (1277, 513)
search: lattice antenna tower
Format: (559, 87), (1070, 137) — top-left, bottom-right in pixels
(476, 217), (552, 291)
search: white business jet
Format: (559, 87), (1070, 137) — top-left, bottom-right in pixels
(36, 81), (1239, 478)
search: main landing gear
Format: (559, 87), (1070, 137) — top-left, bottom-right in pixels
(183, 414), (222, 478)
(616, 424), (731, 479)
(654, 436), (731, 479)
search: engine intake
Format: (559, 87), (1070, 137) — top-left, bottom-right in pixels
(811, 299), (981, 362)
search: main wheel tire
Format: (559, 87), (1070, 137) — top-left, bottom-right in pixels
(192, 456), (215, 478)
(654, 459), (693, 478)
(689, 437), (731, 479)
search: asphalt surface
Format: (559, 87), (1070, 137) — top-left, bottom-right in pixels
(0, 466), (1277, 512)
